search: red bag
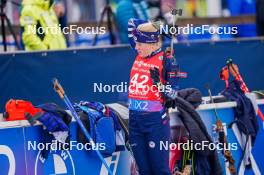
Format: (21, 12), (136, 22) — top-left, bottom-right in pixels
(4, 99), (42, 121)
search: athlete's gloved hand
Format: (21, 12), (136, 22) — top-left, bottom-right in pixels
(150, 67), (178, 100)
(150, 67), (162, 86)
(164, 99), (176, 108)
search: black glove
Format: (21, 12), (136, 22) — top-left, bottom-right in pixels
(164, 99), (176, 109)
(150, 67), (162, 86)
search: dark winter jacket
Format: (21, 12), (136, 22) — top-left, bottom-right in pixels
(166, 88), (223, 175)
(221, 80), (258, 141)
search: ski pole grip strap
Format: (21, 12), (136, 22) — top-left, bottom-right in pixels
(53, 78), (65, 99)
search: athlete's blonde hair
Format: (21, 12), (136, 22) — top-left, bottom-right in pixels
(137, 22), (158, 32)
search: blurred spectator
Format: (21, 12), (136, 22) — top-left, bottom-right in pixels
(66, 0), (95, 22)
(256, 0), (264, 36)
(115, 0), (150, 43)
(20, 0), (67, 51)
(228, 0), (256, 37)
(54, 0), (69, 46)
(54, 1), (66, 19)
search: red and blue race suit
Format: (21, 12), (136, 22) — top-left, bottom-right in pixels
(127, 18), (182, 175)
(128, 49), (179, 175)
(128, 49), (165, 112)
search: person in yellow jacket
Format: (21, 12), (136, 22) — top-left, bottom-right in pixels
(20, 0), (67, 51)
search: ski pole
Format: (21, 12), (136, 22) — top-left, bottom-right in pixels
(205, 84), (236, 175)
(226, 59), (264, 121)
(170, 8), (182, 58)
(52, 78), (114, 175)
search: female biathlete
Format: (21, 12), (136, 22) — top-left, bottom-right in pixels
(127, 18), (180, 175)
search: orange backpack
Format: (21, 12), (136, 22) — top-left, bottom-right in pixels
(4, 99), (42, 121)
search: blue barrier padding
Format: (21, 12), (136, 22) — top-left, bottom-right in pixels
(0, 39), (264, 111)
(1, 104), (264, 174)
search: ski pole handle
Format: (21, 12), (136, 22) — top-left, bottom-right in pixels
(227, 59), (240, 79)
(226, 59), (264, 121)
(227, 59), (249, 92)
(53, 78), (65, 99)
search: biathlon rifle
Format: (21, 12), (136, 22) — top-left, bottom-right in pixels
(205, 84), (236, 175)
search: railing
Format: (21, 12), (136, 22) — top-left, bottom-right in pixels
(0, 15), (256, 35)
